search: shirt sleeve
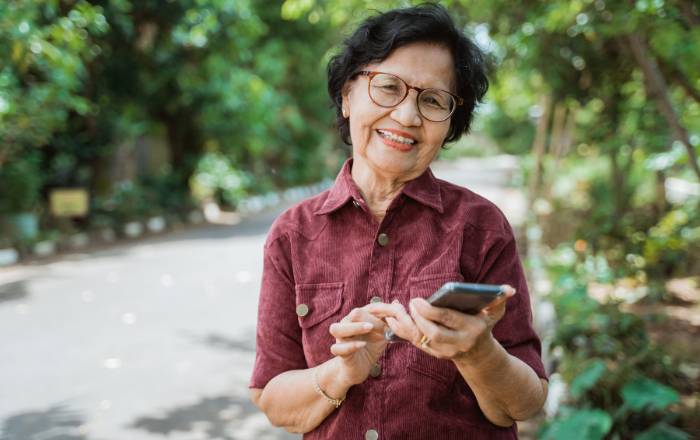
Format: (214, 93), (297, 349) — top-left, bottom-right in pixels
(249, 231), (308, 389)
(466, 222), (548, 380)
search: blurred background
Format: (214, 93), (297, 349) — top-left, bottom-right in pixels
(1, 0), (699, 439)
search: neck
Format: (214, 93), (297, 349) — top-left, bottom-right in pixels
(350, 156), (410, 221)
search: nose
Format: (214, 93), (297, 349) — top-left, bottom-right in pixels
(390, 90), (422, 127)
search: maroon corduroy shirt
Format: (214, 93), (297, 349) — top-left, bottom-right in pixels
(250, 159), (547, 439)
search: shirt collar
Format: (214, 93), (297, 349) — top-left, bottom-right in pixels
(315, 158), (444, 215)
(402, 166), (444, 214)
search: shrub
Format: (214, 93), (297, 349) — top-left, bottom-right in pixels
(539, 244), (690, 440)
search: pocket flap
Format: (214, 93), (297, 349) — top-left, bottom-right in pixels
(407, 273), (463, 386)
(409, 272), (464, 299)
(295, 282), (344, 328)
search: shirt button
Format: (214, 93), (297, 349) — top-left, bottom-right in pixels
(370, 363), (381, 378)
(377, 233), (389, 247)
(365, 429), (379, 440)
(296, 304), (309, 317)
(370, 296), (382, 304)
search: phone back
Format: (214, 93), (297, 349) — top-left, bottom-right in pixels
(428, 282), (503, 314)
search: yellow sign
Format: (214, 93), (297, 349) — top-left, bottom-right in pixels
(50, 188), (90, 217)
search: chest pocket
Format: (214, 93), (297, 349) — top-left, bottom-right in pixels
(407, 272), (464, 387)
(295, 282), (344, 367)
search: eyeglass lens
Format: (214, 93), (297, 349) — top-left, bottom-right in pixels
(369, 73), (455, 122)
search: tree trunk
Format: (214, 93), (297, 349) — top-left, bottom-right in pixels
(625, 32), (700, 182)
(654, 170), (668, 219)
(657, 57), (700, 105)
(528, 95), (552, 207)
(676, 0), (700, 27)
(544, 102), (568, 201)
(609, 149), (624, 225)
(163, 111), (202, 188)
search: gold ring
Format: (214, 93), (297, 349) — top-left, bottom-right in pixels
(419, 334), (430, 348)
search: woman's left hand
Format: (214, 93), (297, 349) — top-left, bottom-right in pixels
(387, 285), (516, 361)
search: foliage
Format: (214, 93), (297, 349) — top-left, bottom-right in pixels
(140, 170), (196, 215)
(190, 152), (250, 208)
(540, 408), (612, 440)
(1, 0), (341, 235)
(0, 0), (107, 165)
(544, 154), (700, 284)
(538, 244), (690, 439)
(0, 150), (42, 212)
(642, 200), (700, 279)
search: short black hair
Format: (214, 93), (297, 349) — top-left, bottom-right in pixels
(327, 3), (489, 145)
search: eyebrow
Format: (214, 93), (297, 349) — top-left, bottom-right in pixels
(373, 69), (455, 94)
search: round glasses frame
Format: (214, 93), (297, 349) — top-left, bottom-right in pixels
(358, 70), (464, 122)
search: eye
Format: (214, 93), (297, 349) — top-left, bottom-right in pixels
(421, 92), (450, 109)
(373, 83), (401, 93)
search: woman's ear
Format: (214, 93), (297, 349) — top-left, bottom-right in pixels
(341, 82), (353, 119)
(341, 95), (349, 119)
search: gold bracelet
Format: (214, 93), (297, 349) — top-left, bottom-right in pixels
(312, 366), (345, 408)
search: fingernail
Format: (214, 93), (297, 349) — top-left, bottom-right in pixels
(363, 323), (373, 330)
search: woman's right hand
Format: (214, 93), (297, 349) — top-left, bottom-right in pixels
(329, 303), (406, 386)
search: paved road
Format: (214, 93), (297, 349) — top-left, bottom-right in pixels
(0, 157), (524, 440)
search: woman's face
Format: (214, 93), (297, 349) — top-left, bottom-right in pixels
(342, 42), (455, 182)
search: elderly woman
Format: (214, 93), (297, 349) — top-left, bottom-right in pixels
(250, 4), (547, 439)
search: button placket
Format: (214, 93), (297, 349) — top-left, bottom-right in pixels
(366, 221), (393, 436)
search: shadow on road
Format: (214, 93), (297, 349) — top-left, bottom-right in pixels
(129, 394), (297, 440)
(182, 329), (256, 354)
(0, 404), (96, 440)
(0, 280), (29, 305)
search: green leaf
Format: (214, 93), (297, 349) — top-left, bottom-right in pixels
(635, 422), (690, 440)
(540, 409), (612, 440)
(621, 377), (679, 411)
(570, 360), (606, 398)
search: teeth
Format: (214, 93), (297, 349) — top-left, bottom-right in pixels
(378, 130), (415, 145)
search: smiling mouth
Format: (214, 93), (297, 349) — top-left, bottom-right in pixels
(376, 129), (417, 145)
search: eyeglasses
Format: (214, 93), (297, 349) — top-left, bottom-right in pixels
(358, 70), (463, 122)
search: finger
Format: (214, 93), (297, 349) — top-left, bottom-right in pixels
(330, 340), (366, 357)
(482, 285), (515, 314)
(342, 307), (384, 329)
(364, 302), (410, 322)
(410, 298), (468, 330)
(385, 315), (422, 343)
(362, 302), (410, 334)
(351, 309), (388, 333)
(392, 306), (423, 343)
(329, 322), (373, 339)
(409, 300), (459, 345)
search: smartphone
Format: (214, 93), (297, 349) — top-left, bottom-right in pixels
(427, 282), (505, 315)
(384, 282), (505, 342)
